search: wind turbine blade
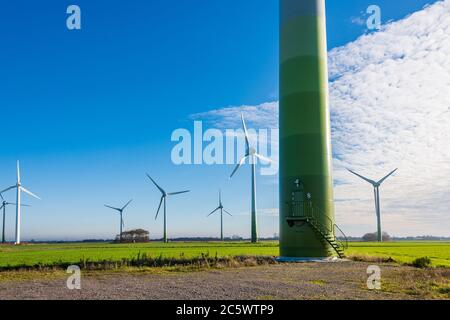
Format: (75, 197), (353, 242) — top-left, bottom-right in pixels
(347, 169), (376, 185)
(20, 187), (41, 200)
(9, 203), (31, 207)
(167, 190), (190, 196)
(0, 186), (16, 194)
(254, 153), (273, 164)
(104, 205), (121, 211)
(0, 205), (4, 210)
(219, 190), (222, 205)
(146, 174), (166, 195)
(241, 113), (250, 151)
(121, 199), (133, 211)
(0, 192), (3, 201)
(230, 156), (248, 178)
(155, 196), (164, 220)
(17, 161), (21, 184)
(207, 207), (220, 217)
(223, 209), (233, 217)
(377, 168), (398, 185)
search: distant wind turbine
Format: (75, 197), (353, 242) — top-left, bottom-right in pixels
(0, 193), (30, 244)
(348, 168), (398, 242)
(104, 199), (133, 242)
(146, 174), (190, 243)
(0, 161), (40, 245)
(207, 190), (232, 241)
(230, 113), (273, 243)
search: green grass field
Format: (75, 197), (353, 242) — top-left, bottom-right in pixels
(0, 241), (449, 269)
(346, 242), (450, 267)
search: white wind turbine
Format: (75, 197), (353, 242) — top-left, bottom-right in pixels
(0, 161), (40, 245)
(146, 174), (190, 243)
(207, 190), (232, 241)
(348, 168), (398, 242)
(230, 113), (273, 243)
(0, 193), (30, 244)
(104, 199), (133, 242)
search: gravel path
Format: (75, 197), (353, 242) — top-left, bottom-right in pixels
(0, 262), (447, 300)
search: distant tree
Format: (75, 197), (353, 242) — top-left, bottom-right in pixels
(115, 229), (149, 243)
(382, 232), (391, 242)
(362, 232), (391, 242)
(362, 233), (377, 242)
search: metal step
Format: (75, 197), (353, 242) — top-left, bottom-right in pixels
(286, 211), (347, 258)
(305, 219), (346, 258)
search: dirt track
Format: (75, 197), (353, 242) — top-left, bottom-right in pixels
(0, 262), (448, 300)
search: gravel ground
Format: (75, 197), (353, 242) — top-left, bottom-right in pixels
(0, 261), (448, 300)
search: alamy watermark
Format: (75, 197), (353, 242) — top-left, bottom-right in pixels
(171, 121), (278, 176)
(367, 5), (382, 30)
(367, 265), (382, 290)
(66, 265), (81, 290)
(66, 5), (81, 30)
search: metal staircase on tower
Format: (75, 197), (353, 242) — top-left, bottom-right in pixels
(286, 201), (348, 258)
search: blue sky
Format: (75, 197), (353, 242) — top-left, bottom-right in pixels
(0, 0), (445, 240)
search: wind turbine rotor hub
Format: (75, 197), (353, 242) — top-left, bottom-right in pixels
(249, 147), (256, 155)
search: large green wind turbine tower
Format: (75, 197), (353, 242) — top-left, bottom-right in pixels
(279, 0), (346, 258)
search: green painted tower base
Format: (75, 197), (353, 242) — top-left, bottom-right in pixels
(279, 0), (339, 258)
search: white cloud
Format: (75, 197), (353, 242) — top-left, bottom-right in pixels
(350, 16), (366, 27)
(191, 102), (278, 129)
(192, 0), (450, 236)
(330, 0), (450, 236)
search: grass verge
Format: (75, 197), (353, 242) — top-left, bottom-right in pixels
(0, 252), (277, 273)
